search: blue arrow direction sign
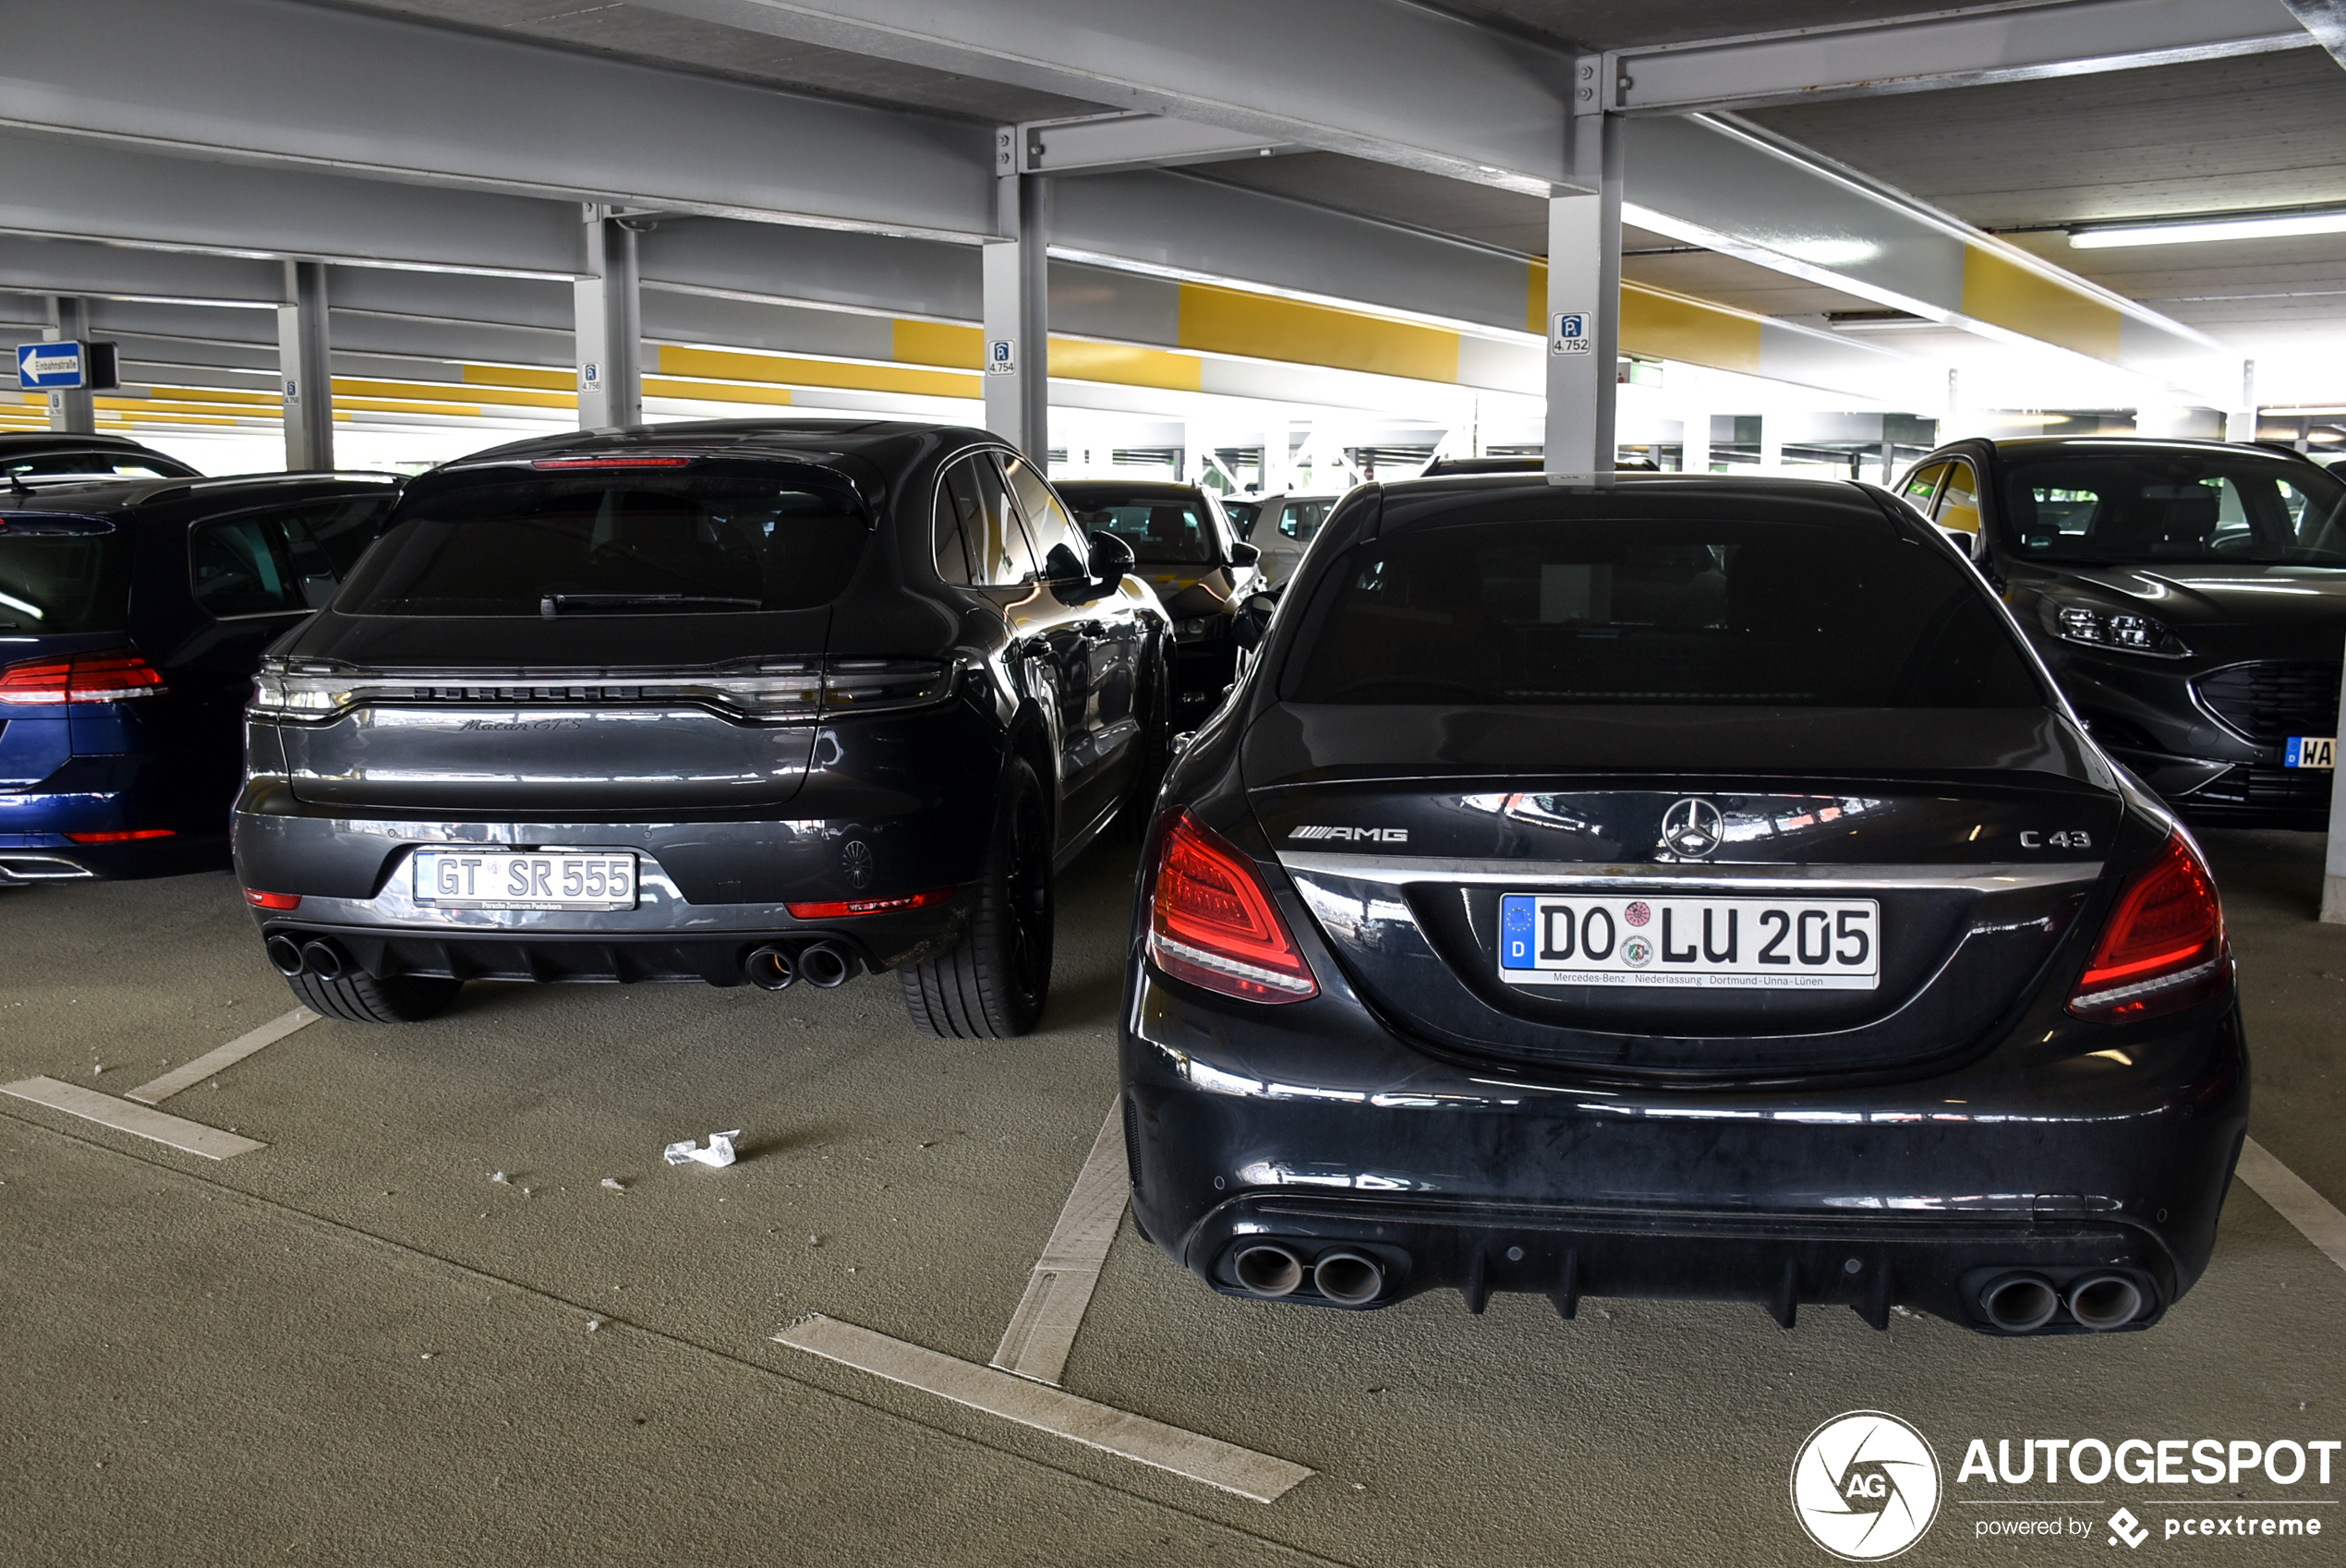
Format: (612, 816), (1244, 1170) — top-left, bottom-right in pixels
(17, 342), (86, 390)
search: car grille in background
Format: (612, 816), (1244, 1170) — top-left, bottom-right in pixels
(2192, 661), (2342, 743)
(2185, 765), (2335, 811)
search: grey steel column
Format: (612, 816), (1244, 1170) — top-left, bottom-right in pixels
(983, 165), (1050, 461)
(574, 206), (643, 429)
(43, 296), (95, 435)
(1544, 65), (1622, 482)
(276, 261), (333, 470)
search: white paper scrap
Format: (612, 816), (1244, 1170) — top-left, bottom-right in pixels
(662, 1129), (743, 1168)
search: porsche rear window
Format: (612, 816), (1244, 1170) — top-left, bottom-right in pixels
(1282, 518), (2043, 707)
(336, 471), (870, 616)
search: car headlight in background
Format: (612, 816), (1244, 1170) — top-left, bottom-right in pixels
(2042, 599), (2191, 657)
(1173, 616), (1224, 642)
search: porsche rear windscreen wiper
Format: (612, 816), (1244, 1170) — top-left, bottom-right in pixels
(538, 593), (763, 617)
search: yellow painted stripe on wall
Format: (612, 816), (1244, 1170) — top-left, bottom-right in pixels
(1046, 338), (1203, 392)
(659, 344), (979, 400)
(333, 397), (489, 416)
(892, 320), (985, 369)
(1529, 268), (1771, 376)
(1960, 246), (2123, 363)
(464, 364), (574, 392)
(1621, 283), (1765, 375)
(144, 386), (278, 407)
(1177, 283), (1459, 383)
(644, 378), (795, 405)
(333, 378), (573, 409)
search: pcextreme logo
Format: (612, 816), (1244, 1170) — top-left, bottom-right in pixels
(1792, 1410), (1944, 1561)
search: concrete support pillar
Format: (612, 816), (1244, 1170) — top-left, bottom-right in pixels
(575, 206), (643, 429)
(2227, 358), (2257, 443)
(43, 296), (95, 435)
(275, 262), (333, 471)
(1681, 407), (1711, 475)
(983, 170), (1050, 461)
(1759, 419), (1783, 473)
(2328, 645), (2346, 920)
(1545, 80), (1622, 482)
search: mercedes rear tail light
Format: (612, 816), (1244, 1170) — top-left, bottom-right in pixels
(2068, 831), (2229, 1021)
(0, 648), (167, 705)
(1146, 811), (1317, 1003)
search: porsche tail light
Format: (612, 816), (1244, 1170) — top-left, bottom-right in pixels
(1146, 811), (1317, 1003)
(2068, 832), (2228, 1020)
(787, 887), (955, 919)
(66, 828), (175, 844)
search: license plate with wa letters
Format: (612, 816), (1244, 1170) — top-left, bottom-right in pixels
(1498, 893), (1880, 990)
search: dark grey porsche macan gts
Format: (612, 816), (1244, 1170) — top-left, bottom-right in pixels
(1120, 473), (2246, 1336)
(234, 420), (1171, 1037)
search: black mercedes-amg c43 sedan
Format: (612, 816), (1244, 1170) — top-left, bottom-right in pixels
(1898, 437), (2346, 827)
(234, 420), (1170, 1037)
(1120, 473), (2245, 1336)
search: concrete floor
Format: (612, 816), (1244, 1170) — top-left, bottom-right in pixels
(2, 830), (2340, 1566)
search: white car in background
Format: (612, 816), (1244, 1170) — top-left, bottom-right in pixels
(1248, 492), (1341, 585)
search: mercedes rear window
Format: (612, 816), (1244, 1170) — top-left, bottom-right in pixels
(335, 467), (870, 616)
(1282, 518), (2044, 707)
(0, 514), (129, 633)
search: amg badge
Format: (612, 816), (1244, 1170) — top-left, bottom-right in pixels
(1289, 826), (1409, 843)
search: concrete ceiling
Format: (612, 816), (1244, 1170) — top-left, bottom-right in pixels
(308, 2), (2346, 397)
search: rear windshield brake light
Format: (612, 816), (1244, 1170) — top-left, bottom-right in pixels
(529, 457), (693, 469)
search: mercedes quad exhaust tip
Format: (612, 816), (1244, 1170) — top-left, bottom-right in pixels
(265, 935), (307, 977)
(799, 941), (854, 989)
(298, 939), (348, 981)
(1312, 1250), (1385, 1306)
(744, 946), (797, 991)
(2067, 1272), (2146, 1331)
(1979, 1272), (2061, 1333)
(1233, 1243), (1305, 1297)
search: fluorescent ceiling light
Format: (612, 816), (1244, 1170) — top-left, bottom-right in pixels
(2071, 211), (2346, 249)
(1777, 238), (1880, 266)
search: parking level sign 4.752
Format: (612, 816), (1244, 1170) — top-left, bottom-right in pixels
(1550, 311), (1591, 355)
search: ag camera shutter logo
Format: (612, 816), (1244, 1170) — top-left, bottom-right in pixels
(1791, 1411), (1942, 1561)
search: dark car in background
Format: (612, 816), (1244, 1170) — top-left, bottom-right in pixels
(1901, 438), (2346, 826)
(1121, 473), (2244, 1336)
(233, 420), (1170, 1036)
(1, 472), (398, 883)
(1058, 479), (1261, 724)
(3, 431), (200, 484)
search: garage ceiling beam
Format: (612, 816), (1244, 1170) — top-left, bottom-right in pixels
(1603, 0), (2316, 115)
(630, 0), (1580, 193)
(0, 0), (996, 238)
(2284, 0), (2346, 69)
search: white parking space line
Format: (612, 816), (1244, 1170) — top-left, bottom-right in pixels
(2236, 1137), (2346, 1274)
(992, 1101), (1128, 1385)
(127, 1007), (318, 1104)
(777, 1314), (1312, 1503)
(0, 1077), (266, 1160)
